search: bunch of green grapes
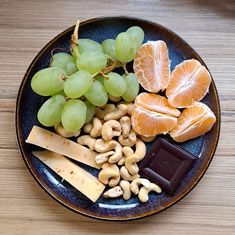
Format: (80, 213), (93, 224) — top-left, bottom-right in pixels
(31, 22), (144, 133)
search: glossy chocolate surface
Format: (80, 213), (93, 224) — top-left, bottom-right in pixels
(140, 138), (196, 193)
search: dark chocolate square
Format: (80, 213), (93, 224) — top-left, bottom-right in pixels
(139, 138), (196, 193)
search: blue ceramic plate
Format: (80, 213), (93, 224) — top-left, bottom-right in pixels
(16, 17), (220, 220)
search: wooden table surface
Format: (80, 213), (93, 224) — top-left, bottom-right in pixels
(0, 0), (235, 234)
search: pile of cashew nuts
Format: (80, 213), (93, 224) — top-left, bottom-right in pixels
(55, 102), (161, 202)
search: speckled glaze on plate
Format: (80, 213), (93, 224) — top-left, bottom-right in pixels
(15, 16), (220, 221)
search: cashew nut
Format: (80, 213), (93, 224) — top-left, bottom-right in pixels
(104, 104), (127, 121)
(118, 147), (134, 166)
(94, 139), (117, 153)
(98, 162), (120, 187)
(118, 129), (137, 147)
(77, 135), (96, 150)
(103, 186), (123, 198)
(95, 104), (116, 120)
(108, 142), (122, 163)
(118, 102), (134, 116)
(126, 103), (134, 116)
(83, 122), (92, 134)
(119, 180), (131, 200)
(109, 174), (121, 187)
(125, 154), (139, 175)
(139, 135), (156, 142)
(55, 123), (80, 138)
(125, 138), (146, 175)
(120, 166), (140, 181)
(95, 151), (115, 164)
(130, 178), (151, 195)
(119, 116), (131, 138)
(138, 183), (162, 203)
(90, 117), (102, 138)
(101, 120), (121, 141)
(109, 95), (121, 102)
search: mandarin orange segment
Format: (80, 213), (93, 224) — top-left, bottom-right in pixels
(131, 105), (178, 137)
(133, 41), (170, 93)
(170, 102), (216, 142)
(135, 92), (180, 117)
(166, 59), (211, 108)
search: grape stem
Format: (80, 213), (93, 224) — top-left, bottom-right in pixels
(98, 71), (109, 79)
(70, 19), (80, 59)
(49, 47), (67, 64)
(62, 75), (68, 81)
(102, 60), (117, 74)
(122, 63), (129, 75)
(50, 47), (66, 58)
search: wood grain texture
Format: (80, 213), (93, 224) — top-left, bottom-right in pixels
(0, 0), (235, 234)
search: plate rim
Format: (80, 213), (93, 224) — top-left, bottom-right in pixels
(15, 16), (221, 221)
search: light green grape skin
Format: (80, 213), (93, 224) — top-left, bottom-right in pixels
(37, 94), (66, 127)
(78, 39), (103, 54)
(50, 52), (77, 76)
(101, 39), (117, 60)
(31, 67), (65, 96)
(61, 99), (87, 132)
(84, 100), (96, 123)
(84, 80), (108, 107)
(126, 26), (144, 49)
(76, 51), (107, 75)
(94, 74), (104, 84)
(54, 90), (66, 97)
(64, 70), (93, 98)
(104, 72), (127, 97)
(122, 73), (139, 102)
(115, 32), (137, 63)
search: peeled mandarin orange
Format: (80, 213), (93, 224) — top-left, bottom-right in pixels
(131, 93), (179, 137)
(170, 102), (216, 142)
(133, 40), (170, 93)
(166, 59), (211, 108)
(135, 92), (181, 117)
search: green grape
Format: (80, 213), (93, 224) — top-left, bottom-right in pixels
(84, 80), (108, 107)
(31, 67), (65, 96)
(50, 52), (77, 76)
(84, 100), (96, 123)
(61, 99), (87, 132)
(55, 90), (66, 97)
(76, 51), (107, 74)
(95, 74), (104, 84)
(115, 32), (136, 63)
(101, 39), (117, 60)
(64, 70), (93, 98)
(126, 26), (144, 49)
(78, 39), (103, 54)
(122, 73), (139, 102)
(104, 72), (127, 97)
(37, 94), (66, 127)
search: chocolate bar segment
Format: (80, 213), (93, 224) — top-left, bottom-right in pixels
(139, 138), (196, 193)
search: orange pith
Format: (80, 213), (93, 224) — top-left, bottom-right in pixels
(166, 59), (211, 108)
(131, 93), (179, 137)
(170, 102), (216, 142)
(135, 92), (180, 117)
(133, 40), (170, 93)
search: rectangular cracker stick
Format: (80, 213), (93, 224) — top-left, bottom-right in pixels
(33, 150), (105, 202)
(26, 126), (99, 169)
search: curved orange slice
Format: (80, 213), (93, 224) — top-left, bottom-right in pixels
(135, 92), (180, 117)
(133, 41), (170, 93)
(131, 106), (178, 137)
(166, 59), (211, 108)
(170, 102), (216, 142)
(131, 93), (179, 137)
